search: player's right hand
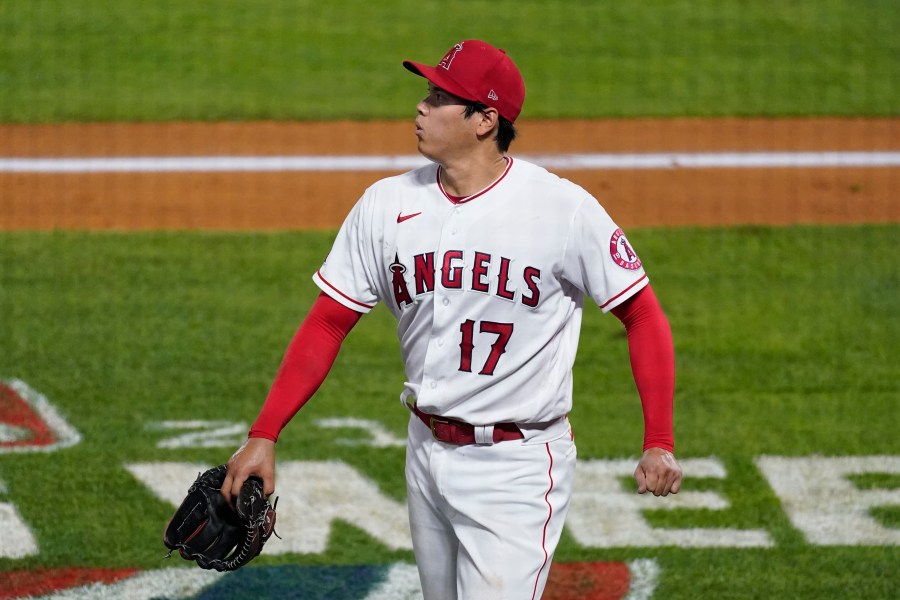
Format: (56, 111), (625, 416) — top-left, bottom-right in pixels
(221, 437), (276, 505)
(634, 447), (682, 496)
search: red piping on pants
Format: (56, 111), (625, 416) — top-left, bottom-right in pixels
(532, 443), (554, 600)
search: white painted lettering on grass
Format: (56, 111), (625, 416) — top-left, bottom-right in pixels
(147, 420), (249, 449)
(146, 418), (401, 449)
(0, 378), (81, 454)
(315, 417), (406, 448)
(362, 563), (424, 600)
(273, 460), (411, 552)
(756, 455), (900, 545)
(0, 476), (38, 559)
(27, 567), (223, 600)
(126, 462), (216, 506)
(567, 457), (773, 548)
(126, 460), (412, 554)
(128, 456), (900, 552)
(624, 559), (661, 600)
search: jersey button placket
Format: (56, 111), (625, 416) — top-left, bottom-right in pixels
(421, 208), (461, 405)
(450, 206), (461, 235)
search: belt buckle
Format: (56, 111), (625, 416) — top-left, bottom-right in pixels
(429, 417), (450, 442)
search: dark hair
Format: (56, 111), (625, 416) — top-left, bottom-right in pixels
(463, 101), (518, 153)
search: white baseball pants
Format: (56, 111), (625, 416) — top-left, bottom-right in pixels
(405, 414), (576, 600)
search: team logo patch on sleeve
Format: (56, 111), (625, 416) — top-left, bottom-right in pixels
(609, 228), (642, 270)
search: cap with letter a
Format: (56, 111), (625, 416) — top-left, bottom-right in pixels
(403, 40), (526, 123)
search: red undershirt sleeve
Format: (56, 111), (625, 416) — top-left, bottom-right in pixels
(248, 291), (363, 442)
(610, 285), (676, 453)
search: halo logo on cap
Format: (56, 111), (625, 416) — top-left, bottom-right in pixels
(439, 43), (464, 70)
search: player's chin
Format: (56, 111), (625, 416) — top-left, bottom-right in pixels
(416, 141), (438, 163)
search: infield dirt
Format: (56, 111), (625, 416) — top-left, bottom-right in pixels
(1, 118), (897, 230)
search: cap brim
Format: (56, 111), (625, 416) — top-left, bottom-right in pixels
(403, 60), (479, 104)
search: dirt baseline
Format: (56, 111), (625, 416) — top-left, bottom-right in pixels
(1, 118), (898, 230)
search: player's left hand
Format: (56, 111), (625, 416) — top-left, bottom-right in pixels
(634, 447), (682, 496)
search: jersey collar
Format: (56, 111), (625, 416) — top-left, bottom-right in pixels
(437, 156), (513, 205)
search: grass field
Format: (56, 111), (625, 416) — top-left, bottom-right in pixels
(0, 226), (898, 597)
(1, 0), (898, 121)
(1, 0), (898, 597)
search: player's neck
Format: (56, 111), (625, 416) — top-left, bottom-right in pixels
(438, 153), (509, 198)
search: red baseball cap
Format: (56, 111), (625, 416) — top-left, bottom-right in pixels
(403, 40), (526, 123)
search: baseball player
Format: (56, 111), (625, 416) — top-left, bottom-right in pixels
(223, 40), (682, 599)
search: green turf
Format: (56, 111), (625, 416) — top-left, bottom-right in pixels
(1, 0), (897, 122)
(0, 226), (897, 597)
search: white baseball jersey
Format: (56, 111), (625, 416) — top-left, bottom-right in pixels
(313, 157), (648, 425)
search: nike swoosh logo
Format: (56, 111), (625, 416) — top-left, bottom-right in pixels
(397, 212), (422, 223)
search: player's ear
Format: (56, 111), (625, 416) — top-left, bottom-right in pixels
(476, 107), (500, 138)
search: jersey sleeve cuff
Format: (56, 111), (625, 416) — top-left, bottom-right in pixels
(312, 269), (375, 314)
(599, 274), (650, 313)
